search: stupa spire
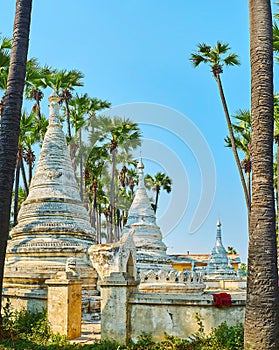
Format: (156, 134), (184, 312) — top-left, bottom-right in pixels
(216, 218), (222, 243)
(137, 156), (145, 187)
(48, 92), (61, 125)
(206, 219), (239, 279)
(122, 157), (171, 271)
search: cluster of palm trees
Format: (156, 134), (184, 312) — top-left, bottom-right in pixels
(0, 33), (173, 244)
(81, 115), (172, 243)
(0, 34), (111, 226)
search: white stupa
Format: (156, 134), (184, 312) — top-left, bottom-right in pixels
(121, 158), (205, 293)
(4, 93), (98, 310)
(121, 158), (172, 271)
(205, 219), (239, 280)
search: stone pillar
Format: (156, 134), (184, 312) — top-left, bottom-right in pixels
(99, 272), (140, 345)
(45, 273), (82, 340)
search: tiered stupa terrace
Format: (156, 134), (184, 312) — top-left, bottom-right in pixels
(4, 93), (98, 310)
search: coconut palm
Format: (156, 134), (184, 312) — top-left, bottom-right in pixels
(144, 172), (172, 213)
(190, 42), (250, 213)
(245, 0), (279, 348)
(0, 0), (33, 322)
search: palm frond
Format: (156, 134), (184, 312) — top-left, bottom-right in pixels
(189, 53), (209, 67)
(214, 41), (230, 55)
(223, 53), (240, 66)
(273, 22), (279, 52)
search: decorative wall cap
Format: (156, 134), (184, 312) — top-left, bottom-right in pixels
(139, 269), (204, 285)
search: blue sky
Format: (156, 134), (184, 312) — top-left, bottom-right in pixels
(1, 1), (266, 262)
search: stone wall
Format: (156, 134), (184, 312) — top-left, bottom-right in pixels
(129, 293), (245, 342)
(98, 272), (245, 344)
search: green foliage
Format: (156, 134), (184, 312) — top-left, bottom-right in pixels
(190, 41), (240, 74)
(179, 314), (244, 350)
(0, 307), (68, 348)
(227, 246), (237, 254)
(0, 306), (244, 350)
(238, 262), (247, 277)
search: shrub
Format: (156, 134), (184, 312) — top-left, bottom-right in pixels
(0, 305), (244, 350)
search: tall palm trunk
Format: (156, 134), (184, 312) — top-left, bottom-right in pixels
(109, 149), (117, 242)
(154, 187), (160, 214)
(35, 95), (41, 120)
(28, 153), (32, 186)
(98, 205), (102, 243)
(79, 129), (83, 200)
(13, 159), (21, 226)
(215, 74), (251, 213)
(0, 0), (32, 322)
(245, 0), (279, 348)
(20, 158), (28, 195)
(65, 99), (72, 139)
(246, 170), (251, 208)
(277, 145), (279, 213)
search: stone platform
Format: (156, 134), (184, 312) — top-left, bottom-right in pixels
(70, 321), (101, 345)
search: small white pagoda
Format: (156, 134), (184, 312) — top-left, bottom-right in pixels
(204, 219), (245, 290)
(121, 158), (205, 293)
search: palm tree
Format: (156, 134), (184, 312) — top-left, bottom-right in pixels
(273, 22), (279, 61)
(0, 0), (33, 322)
(225, 110), (251, 204)
(85, 145), (110, 239)
(85, 116), (141, 242)
(226, 246), (237, 254)
(0, 35), (12, 115)
(190, 42), (250, 213)
(107, 119), (141, 242)
(13, 110), (35, 224)
(49, 69), (84, 140)
(144, 172), (172, 213)
(245, 0), (279, 348)
(68, 93), (111, 199)
(274, 96), (279, 212)
(25, 60), (54, 120)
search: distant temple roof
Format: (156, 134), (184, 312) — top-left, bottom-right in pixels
(170, 253), (241, 265)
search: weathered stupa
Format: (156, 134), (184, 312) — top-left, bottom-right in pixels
(4, 93), (98, 310)
(121, 159), (205, 293)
